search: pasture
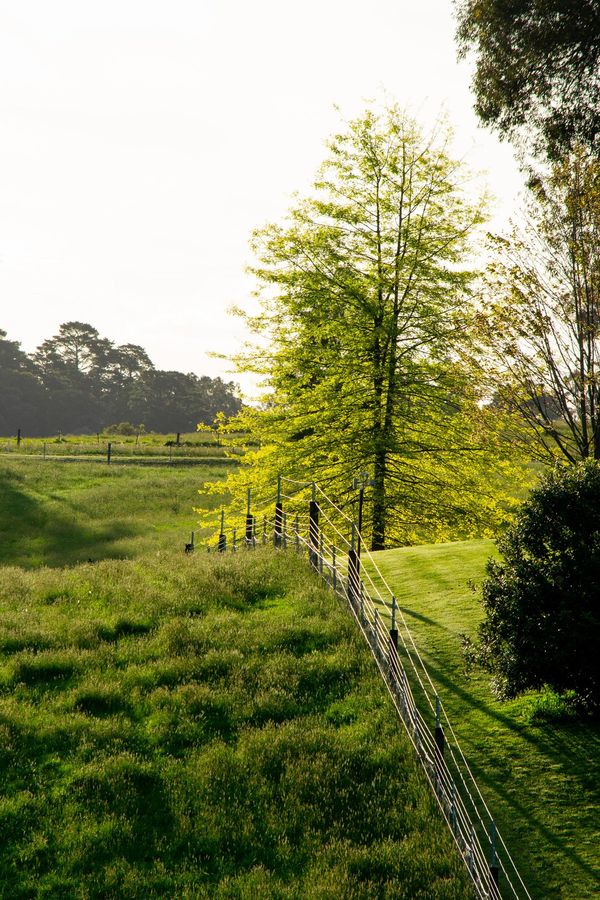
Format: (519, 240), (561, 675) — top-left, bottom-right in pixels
(0, 454), (469, 899)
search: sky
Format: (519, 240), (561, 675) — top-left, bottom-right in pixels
(0, 0), (523, 396)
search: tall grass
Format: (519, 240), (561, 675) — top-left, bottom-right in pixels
(0, 458), (231, 567)
(0, 549), (471, 899)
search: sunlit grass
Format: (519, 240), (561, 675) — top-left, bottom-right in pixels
(0, 550), (470, 899)
(368, 541), (600, 900)
(0, 458), (232, 567)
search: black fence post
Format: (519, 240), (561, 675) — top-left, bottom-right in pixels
(107, 442), (112, 465)
(435, 695), (445, 757)
(245, 488), (254, 547)
(218, 510), (226, 552)
(274, 476), (283, 548)
(390, 595), (399, 651)
(348, 523), (360, 606)
(309, 485), (319, 570)
(17, 428), (21, 448)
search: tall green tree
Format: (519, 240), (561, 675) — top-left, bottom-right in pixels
(0, 330), (47, 435)
(209, 107), (516, 548)
(455, 0), (600, 160)
(468, 146), (600, 463)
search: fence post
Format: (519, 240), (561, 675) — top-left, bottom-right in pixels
(489, 820), (500, 894)
(450, 782), (457, 835)
(262, 514), (267, 545)
(319, 532), (324, 575)
(218, 510), (226, 552)
(390, 595), (398, 650)
(245, 488), (254, 547)
(435, 695), (445, 799)
(435, 696), (445, 757)
(283, 511), (287, 550)
(309, 486), (319, 570)
(274, 476), (283, 548)
(348, 528), (360, 607)
(232, 527), (237, 552)
(295, 513), (300, 552)
(107, 442), (112, 465)
(332, 546), (337, 591)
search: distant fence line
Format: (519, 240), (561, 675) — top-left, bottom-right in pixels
(0, 444), (238, 467)
(200, 477), (532, 900)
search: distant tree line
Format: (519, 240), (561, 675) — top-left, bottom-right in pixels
(0, 321), (242, 436)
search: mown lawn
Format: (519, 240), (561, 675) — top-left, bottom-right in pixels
(0, 549), (471, 899)
(368, 541), (600, 900)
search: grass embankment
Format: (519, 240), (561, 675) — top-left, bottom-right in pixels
(0, 458), (230, 567)
(0, 550), (471, 899)
(370, 542), (600, 900)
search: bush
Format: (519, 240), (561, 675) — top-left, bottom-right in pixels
(472, 461), (600, 713)
(104, 422), (144, 436)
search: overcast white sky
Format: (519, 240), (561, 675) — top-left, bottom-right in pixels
(0, 0), (523, 395)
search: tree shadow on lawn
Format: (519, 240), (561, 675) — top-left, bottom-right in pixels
(0, 467), (139, 568)
(421, 656), (600, 892)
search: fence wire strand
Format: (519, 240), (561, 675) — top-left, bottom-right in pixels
(205, 479), (532, 900)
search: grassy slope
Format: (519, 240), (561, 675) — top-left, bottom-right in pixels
(0, 550), (471, 899)
(0, 458), (470, 898)
(0, 458), (230, 567)
(369, 541), (600, 900)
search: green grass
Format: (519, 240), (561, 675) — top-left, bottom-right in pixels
(368, 541), (600, 900)
(0, 458), (231, 567)
(0, 431), (246, 462)
(0, 549), (471, 899)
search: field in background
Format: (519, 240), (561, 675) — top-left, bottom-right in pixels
(0, 431), (244, 465)
(368, 542), (600, 900)
(0, 457), (231, 568)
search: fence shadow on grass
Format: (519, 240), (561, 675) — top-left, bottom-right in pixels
(419, 655), (600, 892)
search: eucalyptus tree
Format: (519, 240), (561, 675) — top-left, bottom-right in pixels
(456, 0), (600, 161)
(212, 106), (513, 549)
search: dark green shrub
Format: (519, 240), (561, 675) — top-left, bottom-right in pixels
(472, 462), (600, 712)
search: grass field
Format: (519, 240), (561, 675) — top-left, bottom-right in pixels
(368, 542), (600, 900)
(0, 455), (472, 898)
(0, 431), (243, 464)
(0, 457), (232, 567)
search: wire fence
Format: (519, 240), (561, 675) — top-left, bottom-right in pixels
(202, 477), (532, 900)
